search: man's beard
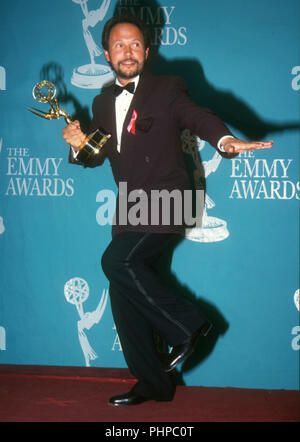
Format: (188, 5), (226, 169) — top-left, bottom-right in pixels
(111, 57), (146, 80)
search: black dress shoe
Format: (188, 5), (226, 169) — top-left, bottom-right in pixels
(165, 321), (212, 372)
(108, 391), (151, 406)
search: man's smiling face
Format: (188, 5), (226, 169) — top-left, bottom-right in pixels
(104, 23), (149, 85)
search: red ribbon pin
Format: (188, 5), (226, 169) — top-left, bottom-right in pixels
(127, 110), (138, 135)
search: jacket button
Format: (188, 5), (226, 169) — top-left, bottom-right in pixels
(145, 155), (150, 163)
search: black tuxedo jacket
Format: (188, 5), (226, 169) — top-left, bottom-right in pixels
(71, 70), (233, 236)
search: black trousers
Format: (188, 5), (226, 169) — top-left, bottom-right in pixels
(101, 231), (208, 400)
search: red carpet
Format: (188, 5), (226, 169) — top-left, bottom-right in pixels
(0, 365), (298, 423)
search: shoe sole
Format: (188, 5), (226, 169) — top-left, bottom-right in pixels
(108, 398), (172, 406)
(165, 323), (213, 372)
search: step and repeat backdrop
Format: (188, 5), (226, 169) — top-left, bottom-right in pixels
(0, 0), (299, 390)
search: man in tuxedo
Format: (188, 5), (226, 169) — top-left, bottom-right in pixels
(63, 14), (273, 406)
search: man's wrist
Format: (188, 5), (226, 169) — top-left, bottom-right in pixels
(70, 136), (88, 156)
(218, 135), (235, 152)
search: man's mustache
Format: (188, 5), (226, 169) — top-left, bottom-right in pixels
(119, 59), (138, 65)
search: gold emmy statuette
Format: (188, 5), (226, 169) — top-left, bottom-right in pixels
(27, 80), (111, 164)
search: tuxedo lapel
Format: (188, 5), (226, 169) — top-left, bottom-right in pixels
(130, 70), (154, 113)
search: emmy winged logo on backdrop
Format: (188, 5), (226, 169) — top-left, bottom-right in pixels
(71, 0), (114, 89)
(64, 277), (109, 366)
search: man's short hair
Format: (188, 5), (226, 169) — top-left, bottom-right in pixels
(102, 14), (151, 51)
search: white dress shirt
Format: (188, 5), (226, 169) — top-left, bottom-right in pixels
(115, 76), (139, 153)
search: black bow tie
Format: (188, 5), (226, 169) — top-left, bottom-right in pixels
(114, 82), (135, 96)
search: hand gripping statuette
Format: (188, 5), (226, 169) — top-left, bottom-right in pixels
(28, 80), (111, 164)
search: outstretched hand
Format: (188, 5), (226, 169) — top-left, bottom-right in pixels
(222, 137), (274, 154)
